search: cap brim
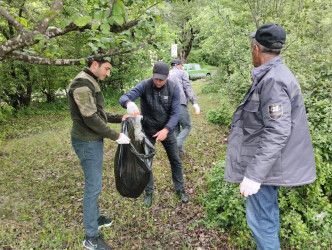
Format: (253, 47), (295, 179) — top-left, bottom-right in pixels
(153, 73), (167, 80)
(250, 31), (256, 38)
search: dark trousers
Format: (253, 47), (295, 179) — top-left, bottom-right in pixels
(145, 131), (184, 194)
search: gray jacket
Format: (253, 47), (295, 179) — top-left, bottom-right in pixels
(169, 67), (197, 106)
(224, 56), (316, 187)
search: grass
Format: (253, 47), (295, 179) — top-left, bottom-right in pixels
(0, 79), (230, 249)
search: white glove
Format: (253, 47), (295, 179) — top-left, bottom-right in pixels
(116, 133), (130, 144)
(239, 177), (261, 197)
(126, 102), (140, 116)
(193, 104), (200, 116)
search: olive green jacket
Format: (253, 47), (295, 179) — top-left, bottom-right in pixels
(68, 68), (122, 141)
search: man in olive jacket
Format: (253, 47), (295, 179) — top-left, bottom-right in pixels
(68, 57), (131, 249)
(224, 23), (316, 249)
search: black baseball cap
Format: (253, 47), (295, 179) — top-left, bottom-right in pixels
(250, 23), (286, 49)
(171, 59), (182, 65)
(153, 62), (169, 80)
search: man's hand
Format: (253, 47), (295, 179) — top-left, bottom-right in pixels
(239, 177), (261, 197)
(121, 114), (134, 121)
(116, 133), (130, 144)
(126, 101), (140, 116)
(152, 128), (169, 141)
(193, 104), (200, 116)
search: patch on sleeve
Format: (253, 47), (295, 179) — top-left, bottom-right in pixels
(73, 87), (97, 117)
(268, 103), (283, 120)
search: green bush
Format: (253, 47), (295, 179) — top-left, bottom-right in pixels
(0, 103), (14, 122)
(206, 95), (234, 127)
(15, 98), (68, 116)
(203, 161), (332, 249)
(200, 83), (222, 94)
(201, 161), (255, 248)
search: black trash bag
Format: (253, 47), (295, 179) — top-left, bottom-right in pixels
(114, 117), (156, 198)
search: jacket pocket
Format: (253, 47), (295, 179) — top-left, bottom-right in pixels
(240, 145), (258, 169)
(243, 101), (262, 130)
(159, 95), (171, 111)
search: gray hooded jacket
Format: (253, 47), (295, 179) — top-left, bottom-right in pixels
(224, 56), (316, 187)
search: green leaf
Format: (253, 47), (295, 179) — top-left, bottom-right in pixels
(112, 16), (124, 26)
(73, 16), (92, 27)
(112, 2), (124, 16)
(100, 23), (110, 34)
(91, 22), (99, 32)
(87, 42), (98, 51)
(94, 11), (103, 21)
(103, 57), (112, 62)
(154, 15), (161, 23)
(80, 59), (86, 65)
(60, 20), (70, 30)
(44, 11), (57, 18)
(17, 17), (27, 27)
(38, 40), (45, 47)
(34, 34), (44, 41)
(49, 38), (57, 44)
(101, 37), (112, 43)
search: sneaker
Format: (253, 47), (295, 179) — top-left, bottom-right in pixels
(83, 234), (111, 250)
(176, 190), (189, 203)
(143, 193), (153, 207)
(97, 216), (113, 229)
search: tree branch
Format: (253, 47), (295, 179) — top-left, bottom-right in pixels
(0, 6), (25, 32)
(23, 5), (38, 23)
(34, 0), (63, 33)
(109, 0), (117, 16)
(8, 37), (152, 65)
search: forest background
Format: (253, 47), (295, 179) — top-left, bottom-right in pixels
(0, 0), (331, 249)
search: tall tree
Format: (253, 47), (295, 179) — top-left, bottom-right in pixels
(160, 1), (201, 63)
(0, 0), (174, 65)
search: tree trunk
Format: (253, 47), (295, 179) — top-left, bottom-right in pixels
(41, 88), (56, 103)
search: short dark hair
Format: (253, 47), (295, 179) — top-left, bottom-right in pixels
(87, 58), (112, 67)
(252, 38), (282, 55)
(87, 49), (113, 67)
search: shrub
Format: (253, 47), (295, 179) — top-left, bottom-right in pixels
(201, 161), (255, 248)
(0, 103), (14, 122)
(206, 95), (234, 127)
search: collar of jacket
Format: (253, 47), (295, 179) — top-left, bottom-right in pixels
(83, 67), (99, 81)
(250, 56), (283, 85)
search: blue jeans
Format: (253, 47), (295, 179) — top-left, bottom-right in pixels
(145, 131), (184, 194)
(246, 185), (280, 250)
(175, 105), (192, 155)
(71, 137), (104, 237)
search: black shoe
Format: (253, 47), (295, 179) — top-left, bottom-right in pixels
(97, 216), (113, 229)
(177, 190), (189, 203)
(143, 193), (153, 207)
(83, 234), (111, 250)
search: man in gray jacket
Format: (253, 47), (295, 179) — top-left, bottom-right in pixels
(224, 23), (316, 249)
(169, 59), (200, 158)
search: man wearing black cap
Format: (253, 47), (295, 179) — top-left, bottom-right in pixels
(169, 59), (200, 159)
(119, 61), (189, 207)
(224, 23), (316, 249)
